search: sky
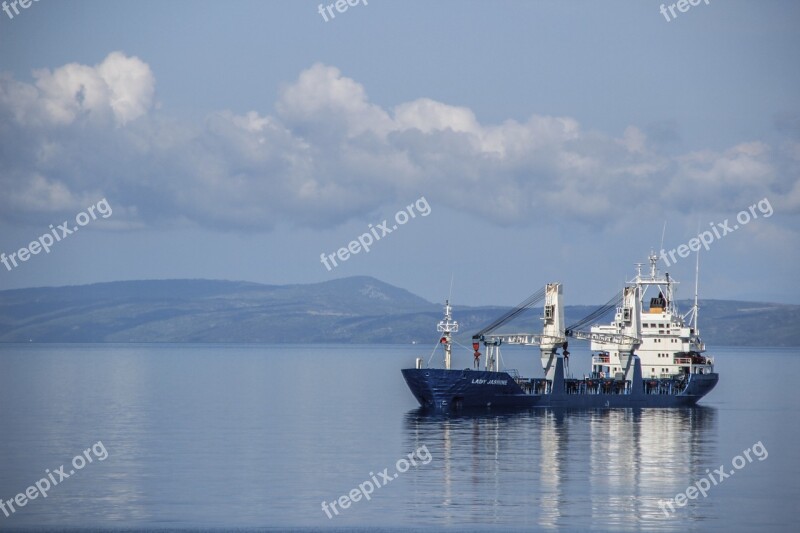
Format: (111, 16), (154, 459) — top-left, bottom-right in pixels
(0, 0), (798, 306)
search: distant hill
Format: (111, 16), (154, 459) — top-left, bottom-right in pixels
(0, 278), (798, 346)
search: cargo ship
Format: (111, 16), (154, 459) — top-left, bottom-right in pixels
(402, 254), (718, 410)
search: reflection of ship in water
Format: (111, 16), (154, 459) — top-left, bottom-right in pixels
(402, 407), (717, 529)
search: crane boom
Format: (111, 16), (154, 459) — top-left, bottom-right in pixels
(480, 333), (565, 346)
(565, 329), (640, 345)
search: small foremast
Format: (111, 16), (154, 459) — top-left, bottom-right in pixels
(437, 300), (459, 370)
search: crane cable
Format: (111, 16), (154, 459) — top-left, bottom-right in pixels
(473, 286), (546, 339)
(565, 289), (623, 335)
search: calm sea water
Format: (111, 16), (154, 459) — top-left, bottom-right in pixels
(0, 343), (797, 531)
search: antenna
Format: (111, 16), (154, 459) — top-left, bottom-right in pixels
(693, 245), (700, 332)
(689, 217), (701, 331)
(448, 274), (454, 303)
(660, 221), (667, 253)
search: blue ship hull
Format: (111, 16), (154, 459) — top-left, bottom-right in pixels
(402, 357), (718, 411)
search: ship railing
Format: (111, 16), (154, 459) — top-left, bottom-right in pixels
(566, 378), (631, 395)
(643, 377), (690, 395)
(644, 379), (675, 395)
(515, 377), (534, 394)
(522, 377), (550, 395)
(592, 355), (611, 364)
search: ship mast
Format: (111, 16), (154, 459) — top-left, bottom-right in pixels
(437, 300), (459, 370)
(692, 248), (700, 332)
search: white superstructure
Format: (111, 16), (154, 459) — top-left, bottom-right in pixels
(590, 253), (714, 379)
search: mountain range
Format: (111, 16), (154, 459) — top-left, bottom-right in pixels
(0, 277), (798, 346)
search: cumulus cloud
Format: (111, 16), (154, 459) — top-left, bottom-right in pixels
(0, 56), (797, 231)
(2, 52), (154, 128)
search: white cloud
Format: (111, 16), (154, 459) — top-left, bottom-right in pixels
(394, 98), (480, 135)
(8, 174), (94, 212)
(276, 63), (393, 139)
(4, 52), (154, 128)
(95, 52), (156, 125)
(0, 57), (797, 233)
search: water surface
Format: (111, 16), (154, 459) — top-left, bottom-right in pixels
(0, 343), (796, 531)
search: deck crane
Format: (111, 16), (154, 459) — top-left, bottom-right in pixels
(472, 283), (642, 382)
(567, 285), (643, 381)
